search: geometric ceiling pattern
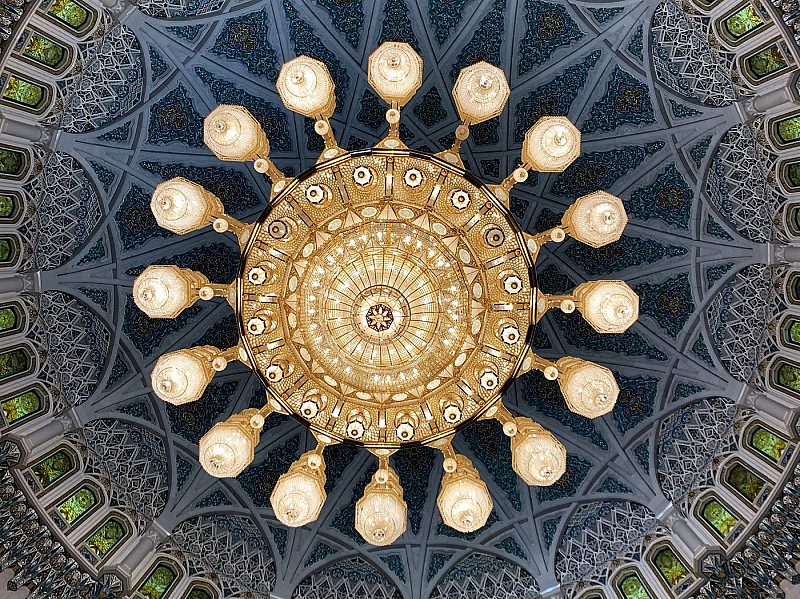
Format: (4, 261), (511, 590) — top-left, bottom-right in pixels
(2, 0), (800, 597)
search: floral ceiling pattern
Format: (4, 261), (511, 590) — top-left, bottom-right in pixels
(2, 0), (797, 596)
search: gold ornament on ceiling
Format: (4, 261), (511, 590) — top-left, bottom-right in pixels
(134, 42), (638, 543)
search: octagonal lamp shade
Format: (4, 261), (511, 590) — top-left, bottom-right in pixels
(151, 177), (224, 235)
(277, 56), (336, 118)
(562, 191), (628, 248)
(368, 42), (423, 107)
(133, 265), (209, 319)
(522, 117), (581, 172)
(355, 466), (407, 546)
(199, 409), (262, 478)
(573, 280), (639, 334)
(204, 105), (269, 162)
(151, 346), (219, 405)
(270, 451), (327, 527)
(452, 62), (510, 124)
(556, 357), (619, 419)
(511, 418), (566, 486)
(437, 455), (493, 533)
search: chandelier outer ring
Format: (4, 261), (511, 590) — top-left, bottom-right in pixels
(237, 147), (538, 449)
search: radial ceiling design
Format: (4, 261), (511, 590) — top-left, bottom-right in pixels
(28, 0), (767, 596)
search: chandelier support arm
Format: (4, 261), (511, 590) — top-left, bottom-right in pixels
(253, 156), (290, 189)
(211, 344), (247, 372)
(519, 348), (559, 380)
(314, 116), (345, 160)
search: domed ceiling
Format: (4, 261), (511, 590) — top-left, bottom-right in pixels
(2, 0), (800, 597)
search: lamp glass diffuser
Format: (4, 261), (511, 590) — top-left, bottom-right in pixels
(436, 456), (493, 533)
(199, 409), (261, 478)
(355, 467), (407, 545)
(133, 265), (209, 319)
(277, 56), (336, 118)
(270, 451), (327, 527)
(204, 105), (269, 162)
(452, 62), (510, 123)
(574, 280), (639, 334)
(150, 177), (224, 235)
(511, 418), (567, 486)
(523, 117), (581, 172)
(563, 191), (628, 248)
(368, 42), (423, 106)
(556, 357), (619, 418)
(151, 346), (218, 406)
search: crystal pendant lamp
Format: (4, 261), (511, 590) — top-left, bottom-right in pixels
(134, 42), (639, 544)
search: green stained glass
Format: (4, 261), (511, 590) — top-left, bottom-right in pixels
(1, 390), (40, 424)
(777, 362), (800, 393)
(85, 519), (125, 559)
(786, 162), (800, 189)
(653, 547), (689, 586)
(619, 575), (652, 599)
(22, 32), (66, 68)
(0, 238), (10, 262)
(789, 320), (800, 345)
(0, 307), (16, 331)
(0, 348), (28, 379)
(56, 487), (96, 524)
(2, 75), (45, 108)
(32, 450), (73, 488)
(747, 44), (788, 79)
(751, 426), (788, 462)
(778, 116), (800, 144)
(0, 195), (14, 218)
(0, 150), (23, 175)
(187, 590), (212, 599)
(723, 4), (764, 38)
(47, 0), (89, 29)
(139, 565), (177, 599)
(727, 464), (765, 501)
(702, 500), (738, 538)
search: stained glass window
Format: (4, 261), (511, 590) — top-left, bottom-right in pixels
(722, 3), (764, 39)
(2, 75), (45, 109)
(749, 426), (788, 463)
(85, 518), (125, 560)
(652, 547), (689, 587)
(701, 499), (738, 538)
(0, 236), (14, 264)
(0, 194), (14, 218)
(618, 574), (652, 599)
(0, 306), (17, 332)
(746, 44), (788, 80)
(777, 115), (800, 144)
(786, 317), (800, 350)
(776, 361), (800, 394)
(0, 150), (24, 176)
(22, 32), (67, 68)
(1, 389), (41, 424)
(785, 161), (800, 189)
(47, 0), (90, 29)
(726, 463), (766, 502)
(186, 589), (212, 599)
(0, 348), (29, 380)
(139, 564), (177, 599)
(55, 486), (97, 525)
(32, 449), (74, 488)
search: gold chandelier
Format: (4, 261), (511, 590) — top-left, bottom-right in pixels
(134, 42), (638, 545)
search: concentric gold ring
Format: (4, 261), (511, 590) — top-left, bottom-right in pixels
(238, 149), (536, 447)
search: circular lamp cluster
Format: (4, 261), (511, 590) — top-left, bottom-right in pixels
(134, 42), (640, 544)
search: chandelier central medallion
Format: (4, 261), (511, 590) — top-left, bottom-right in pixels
(240, 148), (534, 445)
(134, 41), (641, 545)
